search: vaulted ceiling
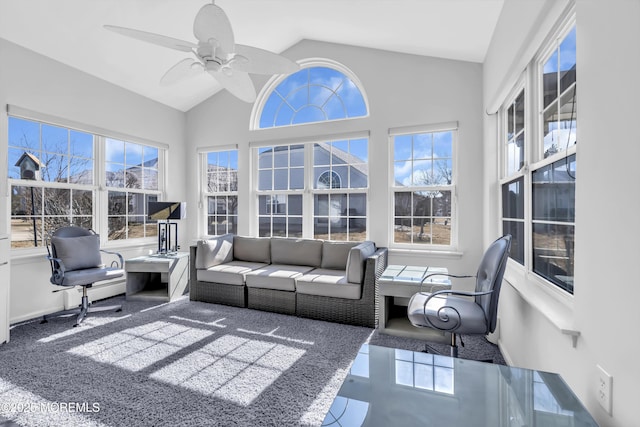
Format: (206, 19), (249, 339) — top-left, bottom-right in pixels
(0, 0), (504, 112)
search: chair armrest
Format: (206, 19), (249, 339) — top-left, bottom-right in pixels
(419, 273), (474, 293)
(100, 249), (124, 268)
(46, 255), (66, 285)
(417, 288), (493, 332)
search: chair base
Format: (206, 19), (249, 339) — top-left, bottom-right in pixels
(41, 288), (122, 327)
(423, 334), (495, 363)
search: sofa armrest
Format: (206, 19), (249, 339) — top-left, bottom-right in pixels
(361, 247), (388, 300)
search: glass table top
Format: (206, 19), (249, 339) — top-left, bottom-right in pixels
(322, 344), (598, 427)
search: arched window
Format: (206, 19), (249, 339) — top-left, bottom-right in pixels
(252, 61), (369, 241)
(257, 65), (367, 129)
(317, 170), (342, 189)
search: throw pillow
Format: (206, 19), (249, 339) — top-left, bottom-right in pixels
(52, 234), (102, 272)
(195, 234), (234, 269)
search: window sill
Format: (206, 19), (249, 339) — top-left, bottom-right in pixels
(503, 261), (580, 347)
(389, 247), (464, 259)
(10, 240), (156, 265)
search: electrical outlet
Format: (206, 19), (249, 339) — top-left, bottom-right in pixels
(596, 364), (613, 414)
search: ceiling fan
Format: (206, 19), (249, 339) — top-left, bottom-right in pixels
(104, 1), (299, 103)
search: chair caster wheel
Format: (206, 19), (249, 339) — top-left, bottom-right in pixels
(116, 308), (122, 312)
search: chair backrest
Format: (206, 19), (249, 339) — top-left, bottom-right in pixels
(48, 226), (104, 277)
(474, 234), (512, 333)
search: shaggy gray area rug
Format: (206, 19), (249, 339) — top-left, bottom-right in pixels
(0, 296), (503, 426)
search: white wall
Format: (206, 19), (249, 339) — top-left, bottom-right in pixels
(483, 1), (640, 426)
(0, 38), (187, 322)
(186, 39), (486, 282)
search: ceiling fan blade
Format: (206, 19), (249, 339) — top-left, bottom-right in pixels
(209, 69), (256, 103)
(104, 25), (196, 52)
(232, 45), (300, 75)
(161, 59), (202, 86)
(193, 3), (234, 53)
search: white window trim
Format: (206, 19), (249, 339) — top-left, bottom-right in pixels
(199, 146), (239, 238)
(251, 135), (369, 240)
(249, 58), (370, 131)
(497, 9), (579, 343)
(7, 108), (166, 251)
(388, 122), (459, 251)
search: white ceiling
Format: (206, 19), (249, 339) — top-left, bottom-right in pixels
(0, 0), (504, 112)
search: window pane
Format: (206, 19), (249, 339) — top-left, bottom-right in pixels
(503, 220), (525, 265)
(106, 138), (125, 163)
(70, 131), (93, 158)
(44, 188), (70, 216)
(72, 190), (93, 216)
(543, 50), (558, 109)
(532, 223), (574, 293)
(125, 167), (142, 189)
(515, 92), (525, 134)
(41, 124), (68, 154)
(559, 27), (577, 94)
(69, 157), (93, 184)
(502, 177), (524, 219)
(532, 155), (576, 222)
(108, 191), (126, 215)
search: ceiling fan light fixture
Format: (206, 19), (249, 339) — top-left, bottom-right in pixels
(104, 1), (299, 102)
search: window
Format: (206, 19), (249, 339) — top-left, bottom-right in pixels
(498, 21), (576, 294)
(532, 24), (576, 293)
(313, 140), (368, 241)
(255, 137), (368, 240)
(501, 89), (526, 264)
(105, 138), (160, 241)
(8, 115), (165, 248)
(203, 150), (238, 235)
(258, 66), (367, 129)
(391, 126), (456, 247)
(9, 118), (95, 247)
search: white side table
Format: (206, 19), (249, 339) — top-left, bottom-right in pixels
(377, 265), (452, 342)
(125, 252), (189, 302)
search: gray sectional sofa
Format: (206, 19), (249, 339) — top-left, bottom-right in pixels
(189, 234), (388, 327)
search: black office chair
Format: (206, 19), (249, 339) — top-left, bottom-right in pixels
(44, 226), (123, 327)
(407, 235), (511, 358)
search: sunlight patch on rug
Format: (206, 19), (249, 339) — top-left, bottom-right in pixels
(150, 334), (306, 406)
(37, 314), (132, 343)
(66, 321), (213, 371)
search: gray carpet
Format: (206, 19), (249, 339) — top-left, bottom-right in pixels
(0, 296), (503, 427)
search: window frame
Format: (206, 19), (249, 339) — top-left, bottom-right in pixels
(498, 15), (577, 298)
(250, 59), (370, 131)
(7, 111), (166, 251)
(252, 134), (369, 241)
(199, 147), (239, 237)
(499, 83), (528, 266)
(389, 122), (459, 251)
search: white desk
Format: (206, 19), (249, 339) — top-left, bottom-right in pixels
(125, 253), (189, 302)
(377, 265), (451, 342)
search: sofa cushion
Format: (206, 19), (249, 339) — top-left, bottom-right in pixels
(234, 236), (271, 264)
(321, 241), (358, 270)
(346, 241), (376, 284)
(296, 268), (362, 300)
(245, 264), (314, 291)
(270, 237), (323, 268)
(52, 234), (102, 272)
(197, 261), (268, 286)
(195, 234), (234, 269)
